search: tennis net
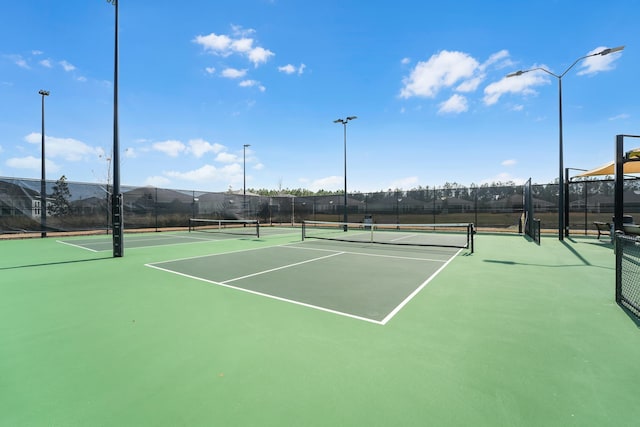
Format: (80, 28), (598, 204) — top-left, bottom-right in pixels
(189, 218), (260, 238)
(302, 220), (474, 252)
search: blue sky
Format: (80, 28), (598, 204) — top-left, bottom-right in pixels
(0, 0), (636, 193)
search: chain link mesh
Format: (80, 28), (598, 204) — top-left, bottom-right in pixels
(617, 234), (640, 318)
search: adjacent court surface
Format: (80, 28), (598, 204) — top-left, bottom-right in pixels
(1, 227), (639, 426)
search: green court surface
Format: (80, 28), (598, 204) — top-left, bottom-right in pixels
(1, 229), (639, 426)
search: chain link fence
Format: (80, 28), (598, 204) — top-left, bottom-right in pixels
(2, 176), (640, 235)
(615, 233), (640, 319)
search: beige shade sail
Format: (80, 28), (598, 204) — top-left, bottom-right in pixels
(575, 148), (640, 177)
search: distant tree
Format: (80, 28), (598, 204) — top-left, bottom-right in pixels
(48, 175), (72, 217)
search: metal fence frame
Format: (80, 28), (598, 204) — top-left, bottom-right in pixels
(2, 176), (640, 235)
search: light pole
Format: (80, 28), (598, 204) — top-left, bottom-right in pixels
(38, 89), (50, 238)
(333, 116), (357, 230)
(243, 144), (250, 218)
(107, 0), (123, 256)
(507, 45), (624, 241)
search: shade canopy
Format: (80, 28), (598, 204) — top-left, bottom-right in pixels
(575, 148), (640, 177)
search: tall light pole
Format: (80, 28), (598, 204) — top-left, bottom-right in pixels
(507, 46), (624, 241)
(333, 116), (357, 230)
(107, 0), (123, 257)
(38, 89), (50, 238)
(243, 144), (250, 218)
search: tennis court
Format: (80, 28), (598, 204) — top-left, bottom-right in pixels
(146, 238), (462, 324)
(2, 227), (640, 426)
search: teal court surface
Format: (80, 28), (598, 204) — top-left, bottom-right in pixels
(146, 239), (463, 324)
(1, 227), (640, 426)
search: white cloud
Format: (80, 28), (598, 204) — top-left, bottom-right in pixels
(401, 57), (411, 65)
(6, 156), (60, 173)
(239, 79), (266, 91)
(215, 152), (239, 163)
(278, 63), (306, 75)
(152, 140), (186, 157)
(6, 155), (40, 169)
(438, 94), (468, 114)
(278, 64), (296, 74)
(59, 60), (76, 72)
(39, 59), (52, 68)
(502, 159), (517, 167)
(400, 50), (479, 99)
(399, 49), (516, 113)
(578, 46), (624, 75)
(193, 33), (233, 53)
(609, 113), (630, 121)
(205, 67), (215, 74)
(24, 133), (98, 161)
(480, 173), (526, 186)
(480, 49), (511, 72)
(165, 163), (242, 183)
(8, 54), (29, 69)
(193, 27), (274, 67)
(387, 176), (419, 190)
(230, 25), (255, 38)
(231, 38), (254, 53)
(222, 68), (247, 78)
(188, 139), (225, 157)
(306, 176), (342, 192)
(247, 46), (274, 66)
(483, 70), (548, 106)
(144, 175), (171, 187)
(494, 47), (623, 107)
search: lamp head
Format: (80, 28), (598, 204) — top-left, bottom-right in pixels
(334, 119), (345, 124)
(506, 70), (525, 78)
(38, 90), (50, 96)
(346, 116), (358, 121)
(598, 45), (625, 56)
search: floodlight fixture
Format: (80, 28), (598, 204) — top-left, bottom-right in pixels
(334, 116), (358, 229)
(38, 89), (50, 238)
(506, 45), (625, 240)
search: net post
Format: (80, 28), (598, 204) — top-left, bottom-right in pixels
(188, 218), (192, 233)
(469, 223), (474, 253)
(614, 231), (622, 304)
(302, 221), (306, 241)
(256, 221), (260, 238)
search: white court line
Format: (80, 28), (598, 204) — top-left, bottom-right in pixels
(56, 240), (100, 252)
(145, 241), (462, 326)
(379, 247), (463, 325)
(148, 244), (282, 265)
(57, 232), (254, 253)
(222, 252), (344, 284)
(145, 259), (384, 326)
(390, 233), (418, 242)
(280, 242), (448, 263)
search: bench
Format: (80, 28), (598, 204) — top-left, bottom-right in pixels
(594, 221), (611, 239)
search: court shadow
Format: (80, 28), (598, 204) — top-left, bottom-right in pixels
(618, 303), (640, 328)
(483, 258), (611, 270)
(0, 256), (112, 271)
(566, 236), (613, 249)
(561, 240), (591, 266)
